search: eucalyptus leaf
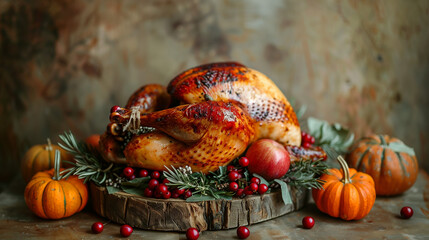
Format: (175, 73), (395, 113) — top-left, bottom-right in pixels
(387, 142), (415, 156)
(121, 186), (146, 196)
(106, 186), (120, 194)
(186, 194), (217, 202)
(307, 117), (354, 153)
(121, 177), (151, 187)
(274, 179), (292, 205)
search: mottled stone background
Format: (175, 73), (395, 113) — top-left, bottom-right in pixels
(1, 0), (428, 184)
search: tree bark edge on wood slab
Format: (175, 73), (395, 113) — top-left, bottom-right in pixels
(89, 183), (309, 231)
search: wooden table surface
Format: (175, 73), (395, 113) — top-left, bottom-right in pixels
(1, 170), (428, 240)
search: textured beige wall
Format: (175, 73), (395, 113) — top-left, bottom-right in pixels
(1, 0), (428, 183)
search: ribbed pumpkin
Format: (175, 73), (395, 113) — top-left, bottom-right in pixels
(21, 139), (74, 183)
(312, 156), (376, 220)
(346, 134), (418, 196)
(24, 150), (88, 219)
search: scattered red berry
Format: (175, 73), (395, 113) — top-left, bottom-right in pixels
(302, 216), (315, 229)
(144, 188), (153, 197)
(229, 182), (239, 192)
(258, 184), (268, 195)
(110, 105), (121, 113)
(139, 169), (149, 178)
(228, 171), (240, 181)
(186, 227), (200, 240)
(238, 157), (249, 167)
(151, 171), (161, 179)
(250, 177), (260, 184)
(120, 224), (133, 237)
(400, 206), (414, 219)
(123, 167), (134, 178)
(184, 190), (193, 199)
(249, 183), (259, 192)
(237, 226), (250, 239)
(148, 179), (159, 190)
(91, 222), (104, 234)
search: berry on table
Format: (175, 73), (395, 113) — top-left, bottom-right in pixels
(123, 167), (134, 178)
(400, 206), (414, 219)
(186, 227), (200, 240)
(302, 216), (315, 229)
(237, 226), (250, 239)
(120, 224), (133, 237)
(91, 222), (104, 234)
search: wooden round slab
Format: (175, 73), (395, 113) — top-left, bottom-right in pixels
(89, 183), (309, 232)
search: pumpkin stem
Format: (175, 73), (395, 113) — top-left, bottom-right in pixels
(53, 150), (61, 180)
(337, 155), (352, 184)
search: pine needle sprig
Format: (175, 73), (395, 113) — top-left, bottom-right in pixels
(58, 131), (114, 185)
(283, 158), (328, 190)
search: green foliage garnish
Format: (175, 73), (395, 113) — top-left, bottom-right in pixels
(284, 159), (328, 190)
(307, 117), (354, 154)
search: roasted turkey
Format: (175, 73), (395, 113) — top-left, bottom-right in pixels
(100, 62), (302, 173)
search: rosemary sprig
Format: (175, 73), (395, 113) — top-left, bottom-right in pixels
(58, 131), (115, 184)
(163, 165), (233, 200)
(283, 158), (328, 190)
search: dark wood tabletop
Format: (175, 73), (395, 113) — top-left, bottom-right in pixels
(1, 170), (428, 240)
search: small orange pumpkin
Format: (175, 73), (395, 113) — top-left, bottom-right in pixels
(346, 134), (418, 196)
(312, 156), (376, 220)
(24, 150), (88, 219)
(21, 139), (74, 183)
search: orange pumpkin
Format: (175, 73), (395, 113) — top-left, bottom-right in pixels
(346, 134), (418, 196)
(21, 139), (74, 183)
(24, 150), (88, 219)
(312, 156), (376, 220)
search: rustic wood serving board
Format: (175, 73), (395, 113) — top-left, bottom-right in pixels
(90, 183), (309, 232)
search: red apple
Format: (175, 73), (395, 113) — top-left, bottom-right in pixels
(245, 139), (290, 181)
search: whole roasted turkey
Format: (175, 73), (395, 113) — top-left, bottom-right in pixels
(100, 62), (303, 173)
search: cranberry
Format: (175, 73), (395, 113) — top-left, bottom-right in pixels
(227, 165), (236, 172)
(91, 222), (104, 234)
(250, 177), (260, 184)
(175, 188), (185, 196)
(144, 188), (153, 197)
(154, 190), (163, 199)
(128, 174), (136, 180)
(123, 167), (134, 178)
(243, 186), (253, 196)
(301, 131), (307, 139)
(184, 190), (193, 199)
(229, 182), (239, 192)
(186, 227), (200, 240)
(238, 157), (249, 167)
(309, 136), (316, 144)
(400, 206), (414, 219)
(148, 179), (159, 190)
(303, 133), (312, 144)
(258, 184), (268, 195)
(162, 178), (170, 184)
(110, 105), (121, 113)
(249, 183), (259, 192)
(237, 226), (250, 239)
(172, 192), (180, 198)
(163, 191), (171, 199)
(157, 184), (168, 194)
(302, 216), (315, 229)
(228, 171), (240, 181)
(120, 224), (133, 237)
(139, 169), (149, 178)
(236, 188), (244, 197)
(302, 141), (311, 148)
(151, 171), (161, 179)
